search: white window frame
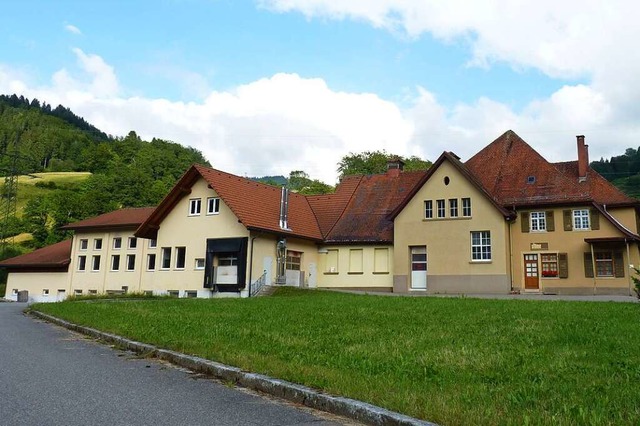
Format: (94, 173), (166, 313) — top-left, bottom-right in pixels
(126, 254), (136, 271)
(195, 258), (205, 270)
(79, 239), (88, 251)
(110, 254), (120, 271)
(113, 237), (122, 249)
(94, 238), (103, 250)
(147, 253), (156, 271)
(91, 255), (101, 271)
(128, 237), (137, 249)
(161, 248), (171, 270)
(449, 199), (458, 218)
(471, 231), (491, 261)
(462, 198), (472, 217)
(595, 252), (614, 277)
(573, 209), (590, 230)
(424, 200), (433, 219)
(148, 239), (157, 249)
(436, 199), (446, 218)
(189, 198), (202, 216)
(530, 211), (547, 232)
(77, 255), (87, 271)
(207, 197), (220, 215)
(541, 253), (559, 278)
(175, 247), (186, 270)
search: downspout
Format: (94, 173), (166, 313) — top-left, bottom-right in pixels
(590, 244), (597, 295)
(508, 217), (514, 292)
(626, 239), (632, 296)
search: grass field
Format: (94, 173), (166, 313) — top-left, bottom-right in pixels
(15, 172), (91, 215)
(33, 289), (640, 425)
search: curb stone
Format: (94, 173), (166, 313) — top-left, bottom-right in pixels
(29, 309), (437, 426)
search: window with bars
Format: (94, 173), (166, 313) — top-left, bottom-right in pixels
(541, 253), (558, 278)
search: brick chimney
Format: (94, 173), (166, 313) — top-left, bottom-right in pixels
(387, 157), (405, 177)
(577, 135), (589, 181)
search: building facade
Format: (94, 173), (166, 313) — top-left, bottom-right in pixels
(3, 131), (639, 301)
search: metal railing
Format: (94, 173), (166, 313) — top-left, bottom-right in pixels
(250, 271), (267, 297)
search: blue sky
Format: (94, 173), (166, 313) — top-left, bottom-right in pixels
(0, 1), (637, 182)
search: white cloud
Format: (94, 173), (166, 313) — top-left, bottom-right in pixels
(1, 48), (639, 185)
(64, 24), (82, 35)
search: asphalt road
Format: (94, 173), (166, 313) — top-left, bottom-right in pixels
(0, 302), (353, 426)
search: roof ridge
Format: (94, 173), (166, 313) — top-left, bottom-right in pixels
(321, 175), (364, 239)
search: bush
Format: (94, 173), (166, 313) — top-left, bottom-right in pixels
(632, 267), (640, 299)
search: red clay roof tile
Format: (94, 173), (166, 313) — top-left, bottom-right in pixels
(0, 239), (71, 270)
(62, 207), (155, 231)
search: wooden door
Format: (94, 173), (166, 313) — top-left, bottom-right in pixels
(524, 254), (539, 290)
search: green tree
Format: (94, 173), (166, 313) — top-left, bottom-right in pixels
(337, 150), (431, 177)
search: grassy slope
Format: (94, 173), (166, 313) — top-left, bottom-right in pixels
(33, 289), (640, 425)
(14, 172), (91, 216)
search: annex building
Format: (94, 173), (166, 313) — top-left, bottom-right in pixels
(3, 131), (639, 302)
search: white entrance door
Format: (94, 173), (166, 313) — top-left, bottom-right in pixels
(410, 246), (427, 289)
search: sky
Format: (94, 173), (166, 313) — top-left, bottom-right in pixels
(1, 0), (639, 184)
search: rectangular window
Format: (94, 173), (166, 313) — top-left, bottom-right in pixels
(530, 212), (547, 232)
(126, 254), (136, 271)
(161, 248), (171, 269)
(189, 198), (201, 216)
(111, 255), (120, 271)
(77, 255), (87, 271)
(424, 200), (433, 219)
(286, 251), (302, 271)
(325, 249), (339, 273)
(449, 199), (458, 218)
(79, 239), (88, 250)
(149, 239), (157, 248)
(573, 209), (590, 230)
(194, 258), (205, 270)
(94, 238), (103, 250)
(89, 289), (97, 295)
(595, 252), (614, 277)
(349, 249), (363, 274)
(541, 253), (558, 278)
(185, 291), (197, 298)
(147, 253), (156, 271)
(374, 248), (389, 273)
(207, 197), (220, 215)
(175, 247), (186, 269)
(74, 289), (83, 296)
(462, 198), (472, 217)
(43, 289), (49, 296)
(113, 237), (122, 249)
(92, 255), (101, 271)
(218, 253), (238, 266)
(471, 231), (491, 261)
(437, 199), (446, 218)
(128, 237), (137, 249)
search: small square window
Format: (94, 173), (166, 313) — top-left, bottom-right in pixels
(195, 258), (205, 270)
(207, 197), (220, 215)
(189, 198), (201, 216)
(168, 290), (179, 298)
(11, 288), (18, 295)
(185, 291), (197, 298)
(74, 289), (83, 296)
(128, 237), (137, 249)
(43, 289), (49, 296)
(88, 289), (97, 295)
(113, 237), (122, 249)
(148, 239), (157, 249)
(94, 239), (103, 250)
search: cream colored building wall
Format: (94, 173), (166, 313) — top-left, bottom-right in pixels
(141, 178), (249, 295)
(4, 272), (69, 303)
(511, 206), (639, 295)
(68, 230), (145, 295)
(316, 245), (393, 289)
(250, 234), (319, 287)
(394, 161), (510, 293)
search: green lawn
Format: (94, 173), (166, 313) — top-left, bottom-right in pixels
(33, 289), (640, 425)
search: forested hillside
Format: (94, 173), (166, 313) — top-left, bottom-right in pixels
(0, 94), (210, 248)
(590, 148), (640, 198)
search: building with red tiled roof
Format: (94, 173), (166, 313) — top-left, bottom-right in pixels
(3, 130), (639, 301)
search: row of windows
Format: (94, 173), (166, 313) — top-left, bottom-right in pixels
(523, 209), (595, 232)
(324, 248), (390, 274)
(424, 198), (471, 219)
(77, 247), (202, 272)
(79, 237), (157, 251)
(189, 197), (220, 216)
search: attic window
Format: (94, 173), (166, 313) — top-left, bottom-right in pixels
(527, 176), (536, 184)
(444, 176), (450, 185)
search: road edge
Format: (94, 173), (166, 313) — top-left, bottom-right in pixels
(29, 309), (437, 426)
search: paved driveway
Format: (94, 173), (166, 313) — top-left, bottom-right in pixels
(0, 302), (352, 426)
